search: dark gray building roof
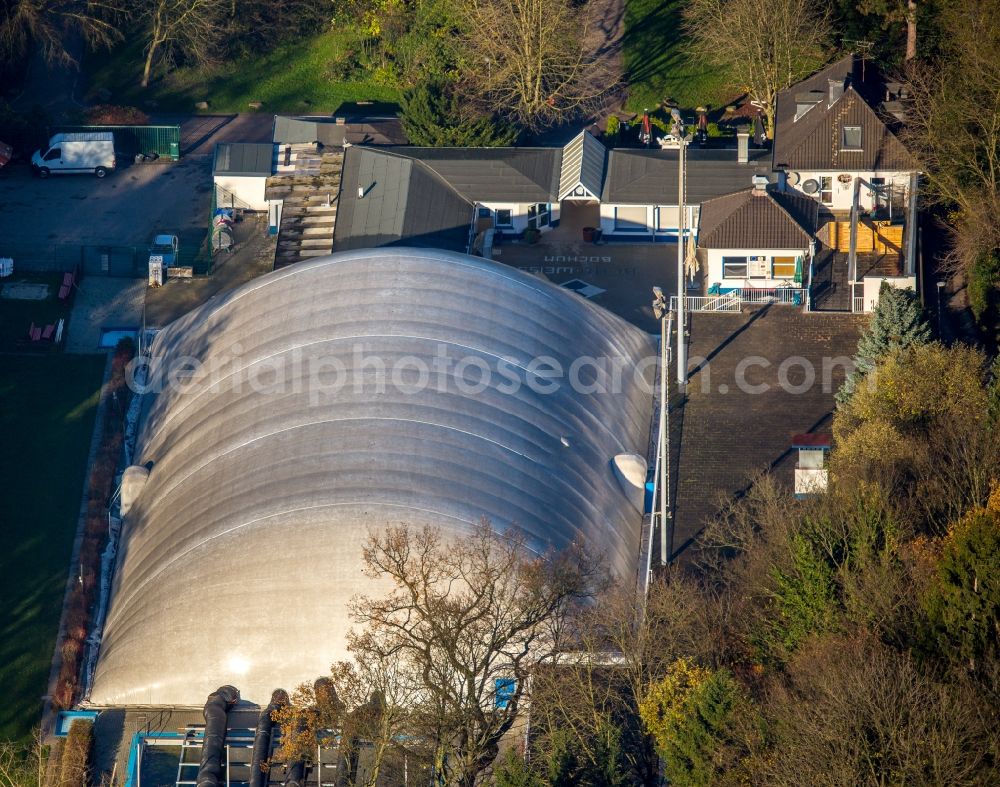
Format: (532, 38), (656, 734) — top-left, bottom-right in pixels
(403, 147), (562, 203)
(772, 55), (915, 171)
(273, 116), (408, 147)
(558, 131), (606, 199)
(698, 188), (818, 249)
(212, 142), (273, 177)
(334, 147), (474, 252)
(602, 148), (771, 205)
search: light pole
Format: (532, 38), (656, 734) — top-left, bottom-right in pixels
(676, 133), (692, 388)
(652, 287), (671, 567)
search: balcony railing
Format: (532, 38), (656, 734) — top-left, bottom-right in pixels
(731, 287), (803, 305)
(670, 294), (741, 313)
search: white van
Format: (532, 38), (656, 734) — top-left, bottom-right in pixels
(31, 132), (116, 178)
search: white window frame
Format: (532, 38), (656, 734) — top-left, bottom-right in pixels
(842, 125), (862, 150)
(722, 256), (747, 278)
(495, 209), (513, 227)
(527, 203), (550, 229)
(614, 206), (648, 232)
(772, 256), (797, 278)
(819, 176), (833, 206)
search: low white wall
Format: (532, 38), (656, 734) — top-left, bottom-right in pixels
(214, 175), (268, 211)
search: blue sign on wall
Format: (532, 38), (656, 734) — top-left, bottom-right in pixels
(495, 678), (516, 709)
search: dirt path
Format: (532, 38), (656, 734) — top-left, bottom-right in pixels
(531, 0), (627, 144)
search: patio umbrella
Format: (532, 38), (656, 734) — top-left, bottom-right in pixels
(640, 111), (652, 146)
(685, 232), (699, 282)
(793, 255), (803, 284)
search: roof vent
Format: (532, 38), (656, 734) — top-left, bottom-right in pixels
(612, 453), (647, 512)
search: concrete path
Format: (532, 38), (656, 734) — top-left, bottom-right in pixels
(65, 278), (145, 354)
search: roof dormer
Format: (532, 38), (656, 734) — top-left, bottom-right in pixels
(794, 91), (824, 121)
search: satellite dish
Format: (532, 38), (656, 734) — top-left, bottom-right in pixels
(786, 171), (801, 186)
(801, 178), (820, 194)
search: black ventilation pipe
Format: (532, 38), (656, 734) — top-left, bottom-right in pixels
(283, 758), (305, 787)
(196, 685), (240, 787)
(250, 689), (289, 787)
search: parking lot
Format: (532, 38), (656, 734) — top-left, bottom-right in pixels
(0, 156), (213, 267)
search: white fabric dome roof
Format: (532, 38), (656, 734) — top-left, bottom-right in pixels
(91, 248), (654, 706)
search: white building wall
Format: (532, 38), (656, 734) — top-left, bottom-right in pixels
(600, 204), (699, 238)
(859, 275), (917, 312)
(784, 171), (911, 212)
(479, 201), (559, 234)
(706, 247), (809, 290)
(214, 175), (269, 211)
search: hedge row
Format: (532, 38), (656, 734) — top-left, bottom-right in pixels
(53, 339), (135, 710)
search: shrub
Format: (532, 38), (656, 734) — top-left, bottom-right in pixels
(61, 638), (82, 665)
(968, 250), (1000, 325)
(65, 594), (89, 642)
(60, 719), (93, 786)
(83, 105), (151, 126)
(53, 679), (76, 711)
(605, 115), (620, 141)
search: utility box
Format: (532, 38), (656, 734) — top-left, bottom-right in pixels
(148, 256), (163, 287)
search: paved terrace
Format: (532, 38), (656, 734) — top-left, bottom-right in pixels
(669, 306), (865, 559)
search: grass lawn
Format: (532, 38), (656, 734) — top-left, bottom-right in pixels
(86, 30), (400, 115)
(0, 274), (72, 354)
(623, 0), (739, 112)
(0, 354), (105, 741)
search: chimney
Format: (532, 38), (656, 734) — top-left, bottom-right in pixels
(751, 174), (769, 195)
(335, 116), (346, 125)
(828, 78), (845, 106)
(736, 126), (749, 164)
(357, 186), (365, 198)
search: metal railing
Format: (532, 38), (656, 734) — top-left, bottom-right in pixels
(670, 293), (741, 312)
(735, 287), (803, 305)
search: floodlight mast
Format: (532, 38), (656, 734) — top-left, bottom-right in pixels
(677, 134), (690, 388)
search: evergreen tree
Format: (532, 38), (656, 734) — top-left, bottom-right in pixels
(641, 665), (744, 787)
(922, 498), (1000, 670)
(837, 282), (931, 404)
(400, 82), (518, 147)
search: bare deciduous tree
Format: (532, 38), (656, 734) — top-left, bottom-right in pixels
(137, 0), (221, 87)
(350, 521), (601, 786)
(683, 0), (831, 137)
(752, 636), (1000, 786)
(461, 0), (618, 131)
(528, 572), (724, 784)
(0, 729), (45, 787)
(903, 0), (1000, 273)
(273, 658), (417, 787)
(0, 0), (121, 68)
